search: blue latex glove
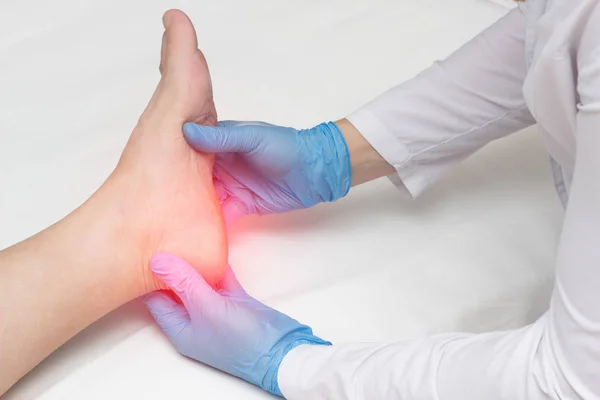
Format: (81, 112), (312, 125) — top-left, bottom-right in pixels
(182, 121), (352, 224)
(143, 252), (331, 397)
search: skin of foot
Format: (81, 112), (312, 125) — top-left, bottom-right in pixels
(106, 9), (228, 290)
(0, 9), (227, 394)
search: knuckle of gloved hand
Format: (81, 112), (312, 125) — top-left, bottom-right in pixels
(177, 273), (200, 295)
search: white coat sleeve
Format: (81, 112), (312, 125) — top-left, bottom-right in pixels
(277, 8), (600, 400)
(347, 7), (535, 198)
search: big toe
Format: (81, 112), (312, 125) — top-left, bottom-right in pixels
(160, 9), (198, 75)
(156, 9), (216, 125)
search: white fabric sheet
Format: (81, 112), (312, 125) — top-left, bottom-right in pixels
(0, 0), (563, 398)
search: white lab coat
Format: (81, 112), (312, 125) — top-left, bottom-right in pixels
(277, 1), (600, 399)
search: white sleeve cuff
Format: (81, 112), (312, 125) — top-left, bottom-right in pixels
(277, 344), (330, 400)
(347, 108), (430, 199)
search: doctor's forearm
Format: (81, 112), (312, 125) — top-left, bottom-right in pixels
(336, 118), (395, 186)
(277, 318), (556, 400)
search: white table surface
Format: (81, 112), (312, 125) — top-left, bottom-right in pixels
(0, 0), (563, 398)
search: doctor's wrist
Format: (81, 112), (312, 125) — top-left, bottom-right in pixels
(335, 118), (394, 186)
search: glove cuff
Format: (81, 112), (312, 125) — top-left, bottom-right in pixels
(262, 327), (332, 397)
(324, 121), (352, 200)
(299, 121), (352, 204)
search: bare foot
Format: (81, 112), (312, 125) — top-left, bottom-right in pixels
(105, 9), (227, 289)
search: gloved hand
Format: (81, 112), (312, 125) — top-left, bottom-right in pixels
(182, 120), (352, 224)
(143, 252), (331, 397)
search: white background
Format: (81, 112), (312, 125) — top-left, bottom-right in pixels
(0, 0), (563, 398)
